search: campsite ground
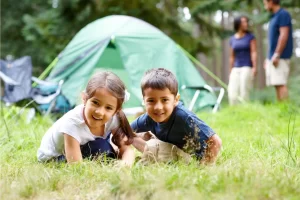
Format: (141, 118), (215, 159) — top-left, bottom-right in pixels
(1, 102), (299, 200)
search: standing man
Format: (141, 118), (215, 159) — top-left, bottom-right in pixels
(263, 0), (293, 101)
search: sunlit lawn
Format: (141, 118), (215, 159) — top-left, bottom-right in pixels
(0, 103), (299, 199)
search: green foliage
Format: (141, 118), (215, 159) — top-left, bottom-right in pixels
(1, 0), (299, 78)
(1, 0), (48, 72)
(1, 0), (237, 72)
(188, 0), (247, 14)
(1, 103), (300, 199)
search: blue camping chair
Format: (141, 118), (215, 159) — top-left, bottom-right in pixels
(0, 56), (71, 119)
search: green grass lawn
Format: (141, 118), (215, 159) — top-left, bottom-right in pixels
(1, 103), (299, 200)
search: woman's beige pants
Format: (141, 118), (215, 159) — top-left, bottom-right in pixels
(228, 67), (253, 105)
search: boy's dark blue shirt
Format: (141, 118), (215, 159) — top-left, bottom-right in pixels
(131, 102), (215, 158)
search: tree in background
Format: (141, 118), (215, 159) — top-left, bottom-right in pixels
(1, 0), (229, 74)
(1, 0), (299, 86)
(1, 0), (49, 72)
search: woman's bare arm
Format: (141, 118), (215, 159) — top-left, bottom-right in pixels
(229, 47), (235, 73)
(250, 39), (257, 76)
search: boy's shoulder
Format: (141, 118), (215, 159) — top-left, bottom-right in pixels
(174, 102), (197, 120)
(174, 102), (210, 128)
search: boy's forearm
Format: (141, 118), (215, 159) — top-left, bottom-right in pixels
(131, 137), (146, 152)
(202, 134), (222, 164)
(202, 144), (220, 164)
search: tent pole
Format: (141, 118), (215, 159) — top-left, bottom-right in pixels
(32, 57), (59, 86)
(178, 45), (228, 90)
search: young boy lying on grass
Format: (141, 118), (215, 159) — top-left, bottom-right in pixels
(131, 68), (222, 164)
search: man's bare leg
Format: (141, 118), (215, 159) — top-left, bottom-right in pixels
(275, 85), (288, 101)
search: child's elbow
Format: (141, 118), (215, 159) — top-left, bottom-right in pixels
(211, 134), (222, 150)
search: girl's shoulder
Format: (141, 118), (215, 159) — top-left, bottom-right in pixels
(59, 104), (85, 125)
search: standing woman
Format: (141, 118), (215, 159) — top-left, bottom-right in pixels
(228, 16), (257, 105)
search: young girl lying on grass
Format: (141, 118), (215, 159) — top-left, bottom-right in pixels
(37, 71), (135, 166)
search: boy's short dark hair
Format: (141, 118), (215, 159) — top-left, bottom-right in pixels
(141, 68), (178, 96)
(267, 0), (280, 4)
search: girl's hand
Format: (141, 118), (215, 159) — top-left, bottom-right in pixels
(115, 159), (132, 168)
(118, 143), (135, 167)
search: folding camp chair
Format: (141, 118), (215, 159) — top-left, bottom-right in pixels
(0, 56), (32, 104)
(181, 85), (225, 113)
(0, 56), (71, 119)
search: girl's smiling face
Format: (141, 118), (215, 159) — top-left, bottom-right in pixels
(83, 88), (118, 135)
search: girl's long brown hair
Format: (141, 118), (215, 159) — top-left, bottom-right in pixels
(85, 71), (136, 148)
(112, 110), (136, 148)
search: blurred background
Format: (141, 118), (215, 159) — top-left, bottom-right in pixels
(1, 0), (300, 104)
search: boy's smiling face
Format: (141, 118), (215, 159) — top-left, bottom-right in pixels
(143, 87), (179, 123)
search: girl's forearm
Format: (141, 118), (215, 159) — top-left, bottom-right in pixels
(64, 134), (83, 164)
(120, 146), (135, 166)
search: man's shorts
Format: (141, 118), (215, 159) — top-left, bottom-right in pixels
(265, 59), (290, 86)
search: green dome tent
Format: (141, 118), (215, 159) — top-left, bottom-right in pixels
(46, 15), (217, 111)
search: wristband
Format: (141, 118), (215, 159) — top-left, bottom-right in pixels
(273, 53), (280, 59)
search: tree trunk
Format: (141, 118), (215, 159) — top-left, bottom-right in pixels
(256, 24), (266, 89)
(221, 11), (230, 85)
(192, 23), (210, 83)
(210, 14), (218, 86)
